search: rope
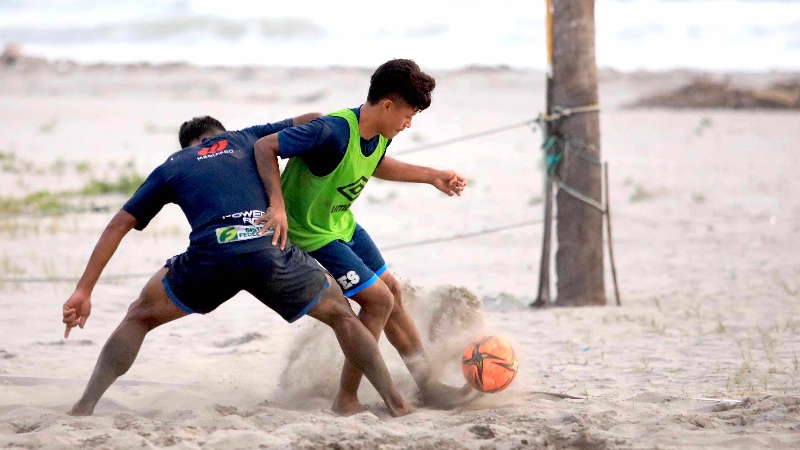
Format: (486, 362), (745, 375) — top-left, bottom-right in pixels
(543, 103), (601, 122)
(382, 220), (542, 251)
(393, 119), (538, 156)
(0, 273), (153, 284)
(0, 220), (543, 283)
(564, 139), (602, 166)
(539, 102), (605, 212)
(0, 205), (111, 219)
(553, 178), (605, 212)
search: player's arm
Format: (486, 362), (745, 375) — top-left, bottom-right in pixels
(292, 112), (322, 126)
(373, 156), (467, 197)
(244, 112), (322, 138)
(253, 134), (289, 250)
(253, 118), (333, 249)
(62, 210), (138, 338)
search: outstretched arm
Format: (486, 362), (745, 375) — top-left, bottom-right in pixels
(253, 134), (289, 250)
(374, 156), (467, 197)
(63, 210), (137, 338)
(292, 112), (322, 126)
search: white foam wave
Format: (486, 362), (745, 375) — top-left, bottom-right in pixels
(1, 0), (798, 71)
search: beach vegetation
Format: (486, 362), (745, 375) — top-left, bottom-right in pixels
(649, 318), (667, 335)
(81, 172), (145, 196)
(39, 117), (58, 134)
(636, 358), (653, 373)
(694, 117), (713, 136)
(74, 161), (93, 174)
(1, 254), (24, 276)
(773, 271), (798, 296)
(629, 184), (657, 203)
(50, 159), (67, 175)
(0, 159), (144, 217)
(0, 190), (65, 215)
(653, 297), (662, 312)
(691, 192), (706, 204)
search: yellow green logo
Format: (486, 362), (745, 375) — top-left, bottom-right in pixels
(216, 226), (239, 243)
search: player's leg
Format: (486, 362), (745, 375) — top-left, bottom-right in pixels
(352, 224), (477, 408)
(379, 270), (424, 372)
(70, 252), (238, 416)
(308, 237), (393, 415)
(339, 225), (424, 374)
(243, 245), (412, 417)
(306, 275), (413, 417)
(69, 267), (187, 415)
(379, 269), (476, 408)
(332, 280), (394, 414)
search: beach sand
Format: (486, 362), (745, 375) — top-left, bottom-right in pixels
(1, 59), (799, 449)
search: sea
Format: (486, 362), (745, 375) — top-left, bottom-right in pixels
(0, 0), (798, 72)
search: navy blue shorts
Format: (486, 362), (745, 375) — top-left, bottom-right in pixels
(309, 224), (386, 297)
(162, 244), (328, 323)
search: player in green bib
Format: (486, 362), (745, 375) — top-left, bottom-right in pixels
(254, 59), (473, 415)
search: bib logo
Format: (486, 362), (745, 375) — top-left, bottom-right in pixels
(197, 140), (232, 160)
(337, 176), (368, 202)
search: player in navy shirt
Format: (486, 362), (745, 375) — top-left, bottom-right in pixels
(62, 114), (413, 417)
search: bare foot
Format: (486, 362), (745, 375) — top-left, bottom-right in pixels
(331, 394), (367, 416)
(418, 382), (480, 409)
(68, 402), (94, 416)
(384, 396), (415, 417)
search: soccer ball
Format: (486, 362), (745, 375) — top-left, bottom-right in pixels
(461, 336), (519, 393)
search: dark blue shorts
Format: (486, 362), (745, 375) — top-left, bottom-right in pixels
(308, 224), (386, 297)
(162, 244), (328, 323)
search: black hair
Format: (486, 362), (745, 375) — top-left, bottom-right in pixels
(366, 59), (436, 111)
(178, 116), (226, 148)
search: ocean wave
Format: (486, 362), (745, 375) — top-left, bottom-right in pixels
(1, 0), (799, 71)
(0, 16), (324, 44)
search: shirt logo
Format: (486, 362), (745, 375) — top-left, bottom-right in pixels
(198, 140), (228, 156)
(221, 209), (265, 225)
(215, 225), (273, 244)
(197, 140), (232, 160)
(336, 176), (368, 202)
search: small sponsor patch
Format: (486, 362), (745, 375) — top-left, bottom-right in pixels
(215, 225), (273, 244)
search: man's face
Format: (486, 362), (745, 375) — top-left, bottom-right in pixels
(380, 100), (417, 139)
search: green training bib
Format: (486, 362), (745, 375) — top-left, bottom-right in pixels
(281, 108), (388, 252)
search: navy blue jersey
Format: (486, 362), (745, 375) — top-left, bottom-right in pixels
(277, 107), (390, 176)
(123, 119), (293, 255)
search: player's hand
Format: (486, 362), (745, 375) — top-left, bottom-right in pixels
(62, 290), (92, 338)
(255, 206), (289, 250)
(432, 170), (467, 197)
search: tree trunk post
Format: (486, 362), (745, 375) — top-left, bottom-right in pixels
(552, 1), (606, 306)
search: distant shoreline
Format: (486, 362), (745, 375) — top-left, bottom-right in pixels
(3, 45), (799, 78)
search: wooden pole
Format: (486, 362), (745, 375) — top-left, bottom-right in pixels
(552, 1), (606, 306)
(604, 162), (621, 306)
(532, 0), (555, 308)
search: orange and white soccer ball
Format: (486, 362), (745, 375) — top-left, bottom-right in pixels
(461, 335), (519, 393)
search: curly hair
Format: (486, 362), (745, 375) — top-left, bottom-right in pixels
(178, 116), (226, 148)
(367, 59), (436, 111)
